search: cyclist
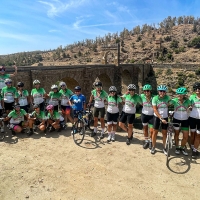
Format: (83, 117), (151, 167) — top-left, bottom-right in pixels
(69, 86), (86, 124)
(88, 81), (108, 138)
(170, 87), (191, 156)
(107, 86), (122, 142)
(47, 84), (62, 111)
(0, 63), (17, 90)
(1, 78), (18, 115)
(4, 103), (29, 136)
(189, 82), (200, 159)
(151, 85), (171, 155)
(30, 80), (47, 111)
(59, 82), (74, 125)
(140, 84), (154, 149)
(17, 82), (30, 113)
(119, 84), (142, 145)
(27, 104), (47, 136)
(46, 104), (64, 132)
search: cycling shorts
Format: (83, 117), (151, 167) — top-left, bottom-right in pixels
(20, 105), (29, 113)
(107, 112), (119, 124)
(4, 102), (14, 111)
(93, 107), (105, 118)
(61, 105), (71, 115)
(119, 111), (135, 124)
(73, 110), (83, 118)
(141, 113), (153, 127)
(189, 117), (200, 133)
(39, 102), (45, 111)
(173, 118), (189, 131)
(153, 116), (168, 130)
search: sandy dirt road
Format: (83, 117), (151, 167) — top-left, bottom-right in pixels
(0, 125), (199, 200)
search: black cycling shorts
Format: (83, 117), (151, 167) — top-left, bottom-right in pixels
(173, 118), (189, 131)
(119, 111), (135, 124)
(4, 102), (14, 111)
(107, 112), (119, 124)
(189, 117), (200, 130)
(153, 116), (168, 130)
(141, 113), (153, 125)
(93, 107), (105, 118)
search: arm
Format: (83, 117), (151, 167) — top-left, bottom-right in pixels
(88, 95), (94, 105)
(153, 105), (167, 124)
(9, 62), (17, 77)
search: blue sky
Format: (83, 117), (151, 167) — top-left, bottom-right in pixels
(0, 0), (200, 55)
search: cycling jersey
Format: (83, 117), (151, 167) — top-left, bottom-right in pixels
(91, 89), (108, 108)
(48, 91), (62, 106)
(59, 89), (73, 106)
(189, 94), (200, 119)
(140, 94), (154, 115)
(31, 110), (46, 121)
(122, 93), (142, 114)
(107, 95), (122, 114)
(47, 111), (64, 121)
(1, 86), (17, 103)
(31, 88), (46, 104)
(17, 90), (29, 106)
(70, 94), (86, 111)
(0, 74), (11, 89)
(152, 95), (171, 118)
(8, 109), (27, 124)
(170, 98), (191, 120)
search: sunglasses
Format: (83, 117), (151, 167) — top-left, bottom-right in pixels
(18, 86), (23, 87)
(128, 89), (135, 91)
(6, 82), (12, 84)
(61, 85), (66, 87)
(75, 90), (81, 93)
(110, 91), (116, 93)
(195, 88), (200, 90)
(0, 70), (5, 72)
(15, 106), (20, 109)
(159, 90), (166, 93)
(34, 84), (40, 85)
(144, 90), (150, 92)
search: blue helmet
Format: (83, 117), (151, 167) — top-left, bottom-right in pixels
(157, 85), (168, 91)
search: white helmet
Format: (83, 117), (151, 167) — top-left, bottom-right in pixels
(59, 82), (66, 87)
(109, 86), (117, 92)
(51, 84), (58, 90)
(4, 78), (12, 84)
(33, 80), (40, 85)
(127, 84), (136, 90)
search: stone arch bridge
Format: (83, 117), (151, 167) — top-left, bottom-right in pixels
(7, 64), (151, 100)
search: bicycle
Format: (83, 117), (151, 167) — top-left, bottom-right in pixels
(72, 111), (86, 145)
(0, 117), (5, 141)
(86, 104), (94, 131)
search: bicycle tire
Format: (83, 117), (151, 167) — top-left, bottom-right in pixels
(87, 112), (94, 131)
(165, 135), (170, 166)
(72, 120), (85, 145)
(0, 133), (5, 141)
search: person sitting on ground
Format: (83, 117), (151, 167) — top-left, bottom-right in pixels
(0, 63), (17, 91)
(4, 103), (29, 137)
(27, 104), (47, 136)
(1, 78), (18, 115)
(46, 104), (64, 132)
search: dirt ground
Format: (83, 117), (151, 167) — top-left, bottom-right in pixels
(0, 124), (200, 200)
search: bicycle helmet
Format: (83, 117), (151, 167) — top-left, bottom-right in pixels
(176, 87), (187, 95)
(157, 85), (168, 91)
(193, 82), (200, 90)
(94, 82), (102, 87)
(17, 82), (24, 87)
(4, 78), (12, 84)
(59, 82), (66, 87)
(143, 84), (152, 90)
(74, 86), (81, 90)
(51, 84), (58, 90)
(33, 80), (40, 85)
(33, 104), (40, 109)
(13, 103), (20, 109)
(127, 84), (136, 90)
(46, 104), (54, 110)
(109, 86), (117, 92)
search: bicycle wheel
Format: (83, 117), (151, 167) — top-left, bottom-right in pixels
(165, 135), (170, 165)
(72, 120), (85, 145)
(87, 112), (94, 131)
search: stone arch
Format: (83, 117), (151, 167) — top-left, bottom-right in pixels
(121, 69), (132, 94)
(101, 51), (118, 65)
(61, 77), (80, 91)
(98, 73), (112, 93)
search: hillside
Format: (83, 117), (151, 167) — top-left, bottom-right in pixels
(1, 16), (200, 66)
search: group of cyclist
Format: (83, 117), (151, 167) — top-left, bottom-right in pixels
(0, 64), (199, 159)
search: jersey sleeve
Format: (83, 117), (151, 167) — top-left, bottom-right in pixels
(137, 95), (143, 105)
(117, 96), (122, 103)
(21, 109), (27, 115)
(55, 112), (60, 120)
(31, 89), (34, 96)
(152, 96), (157, 106)
(8, 111), (14, 118)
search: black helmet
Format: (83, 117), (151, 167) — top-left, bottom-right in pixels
(193, 82), (200, 90)
(74, 86), (81, 90)
(13, 103), (20, 109)
(33, 104), (40, 109)
(17, 82), (24, 87)
(94, 82), (102, 87)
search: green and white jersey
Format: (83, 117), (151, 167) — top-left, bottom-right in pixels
(48, 91), (62, 106)
(8, 109), (27, 124)
(91, 89), (108, 108)
(170, 98), (191, 120)
(107, 95), (122, 113)
(1, 86), (17, 103)
(31, 110), (46, 121)
(47, 111), (64, 121)
(140, 94), (154, 116)
(0, 74), (11, 89)
(59, 89), (73, 106)
(17, 90), (29, 106)
(122, 93), (142, 114)
(189, 94), (200, 119)
(31, 88), (46, 104)
(152, 95), (171, 118)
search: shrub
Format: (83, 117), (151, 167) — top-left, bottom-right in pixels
(166, 68), (173, 75)
(188, 37), (200, 48)
(195, 68), (200, 75)
(136, 36), (142, 42)
(188, 73), (195, 78)
(170, 40), (179, 48)
(130, 59), (135, 63)
(164, 36), (171, 42)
